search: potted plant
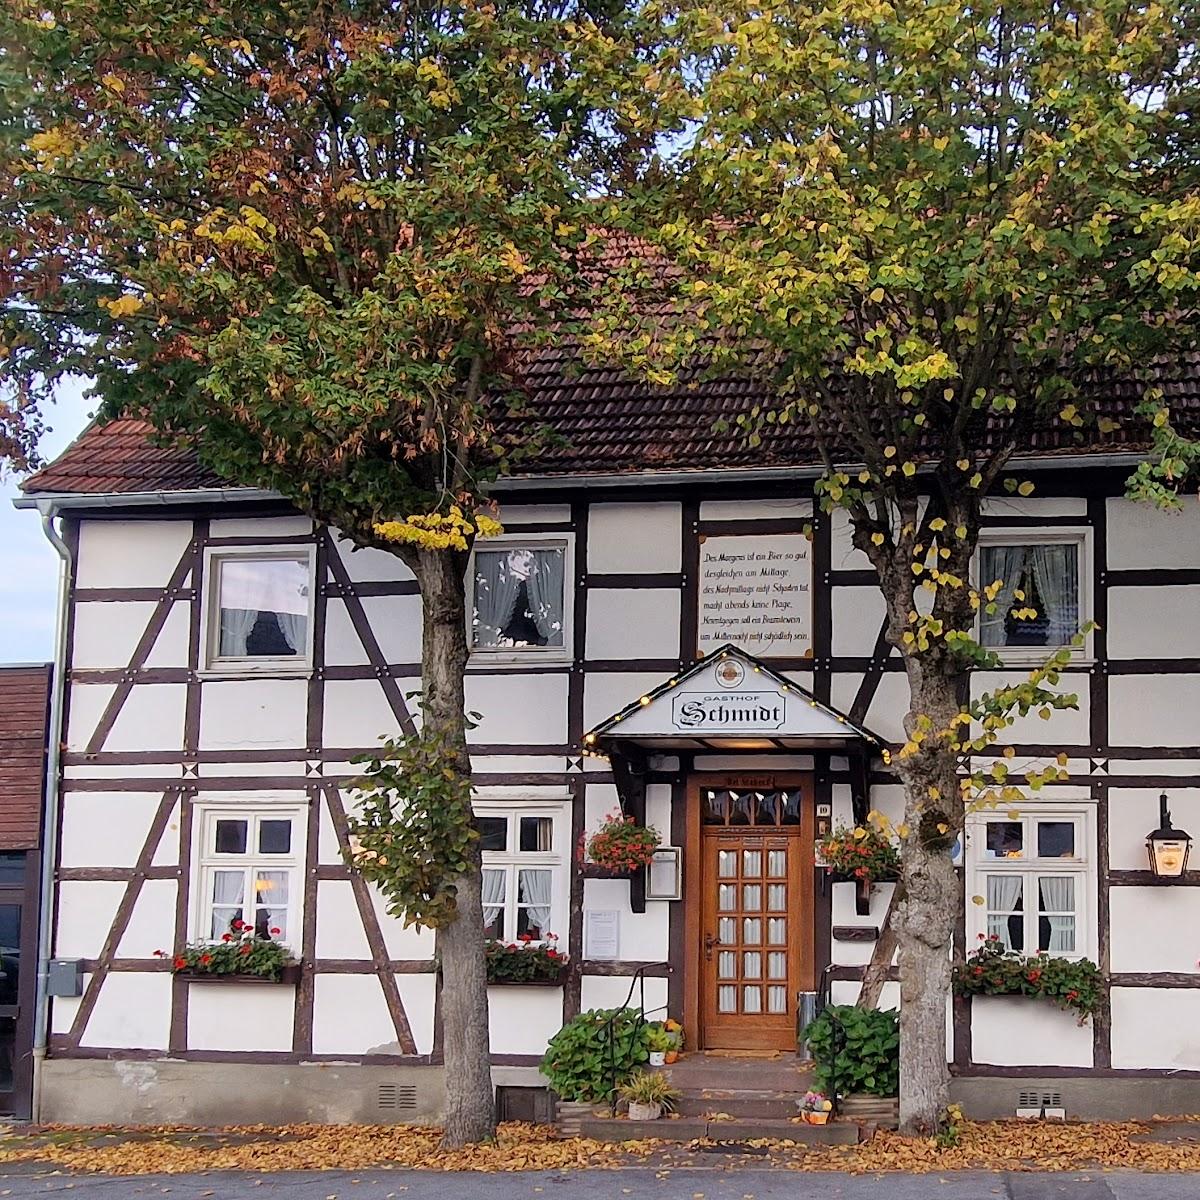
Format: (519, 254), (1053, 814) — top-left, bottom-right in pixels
(618, 1070), (680, 1121)
(817, 825), (901, 915)
(663, 1018), (684, 1063)
(158, 920), (299, 983)
(798, 1090), (833, 1125)
(805, 1004), (900, 1125)
(484, 934), (569, 985)
(578, 811), (661, 877)
(645, 1022), (673, 1066)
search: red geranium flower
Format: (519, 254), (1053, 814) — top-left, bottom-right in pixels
(231, 918), (245, 931)
(173, 956), (187, 969)
(221, 933), (233, 943)
(153, 949), (165, 957)
(199, 953), (213, 966)
(239, 944), (252, 955)
(269, 927), (281, 936)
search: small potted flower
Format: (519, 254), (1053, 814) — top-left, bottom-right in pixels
(645, 1022), (673, 1066)
(578, 811), (661, 878)
(618, 1070), (680, 1121)
(798, 1090), (834, 1125)
(663, 1018), (684, 1063)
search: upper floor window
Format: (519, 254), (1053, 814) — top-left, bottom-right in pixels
(470, 535), (572, 659)
(977, 530), (1090, 660)
(965, 804), (1095, 959)
(203, 547), (316, 672)
(476, 801), (569, 942)
(193, 803), (306, 949)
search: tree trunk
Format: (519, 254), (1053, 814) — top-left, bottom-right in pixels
(411, 547), (496, 1148)
(892, 665), (964, 1136)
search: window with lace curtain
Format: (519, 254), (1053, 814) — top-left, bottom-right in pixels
(965, 805), (1096, 959)
(193, 804), (306, 949)
(976, 530), (1091, 660)
(474, 802), (569, 943)
(469, 535), (572, 659)
(203, 546), (316, 672)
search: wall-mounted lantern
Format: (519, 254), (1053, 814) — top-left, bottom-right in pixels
(1146, 792), (1192, 879)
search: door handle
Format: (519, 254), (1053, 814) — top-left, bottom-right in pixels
(704, 933), (719, 961)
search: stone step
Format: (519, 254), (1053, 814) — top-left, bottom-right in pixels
(674, 1092), (804, 1119)
(662, 1058), (814, 1094)
(578, 1115), (860, 1145)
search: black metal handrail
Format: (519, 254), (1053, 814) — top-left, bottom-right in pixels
(602, 965), (668, 1116)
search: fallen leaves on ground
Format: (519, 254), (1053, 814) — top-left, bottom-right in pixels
(3, 1119), (1200, 1175)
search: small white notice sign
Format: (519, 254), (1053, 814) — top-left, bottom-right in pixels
(697, 533), (813, 658)
(584, 910), (620, 960)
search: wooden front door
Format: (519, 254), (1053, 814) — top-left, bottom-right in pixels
(690, 779), (813, 1051)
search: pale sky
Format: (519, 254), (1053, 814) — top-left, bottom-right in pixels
(0, 379), (95, 664)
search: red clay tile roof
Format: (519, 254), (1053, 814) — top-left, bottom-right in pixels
(22, 352), (1200, 495)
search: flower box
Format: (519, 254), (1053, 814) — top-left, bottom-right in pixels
(488, 968), (569, 987)
(177, 962), (303, 986)
(579, 863), (638, 881)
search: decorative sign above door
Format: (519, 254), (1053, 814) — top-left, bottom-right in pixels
(696, 534), (813, 659)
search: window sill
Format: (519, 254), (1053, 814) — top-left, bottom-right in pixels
(176, 962), (302, 985)
(467, 653), (573, 668)
(197, 666), (314, 681)
(984, 649), (1093, 669)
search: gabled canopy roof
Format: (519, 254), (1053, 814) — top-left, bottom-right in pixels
(583, 644), (881, 754)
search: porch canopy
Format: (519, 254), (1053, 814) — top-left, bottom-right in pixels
(583, 643), (881, 756)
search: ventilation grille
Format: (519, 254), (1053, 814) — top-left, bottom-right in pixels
(1017, 1090), (1063, 1108)
(377, 1083), (418, 1111)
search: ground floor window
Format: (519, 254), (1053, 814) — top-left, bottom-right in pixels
(964, 803), (1096, 958)
(475, 801), (569, 942)
(193, 802), (307, 948)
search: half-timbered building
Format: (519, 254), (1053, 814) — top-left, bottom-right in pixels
(13, 369), (1200, 1125)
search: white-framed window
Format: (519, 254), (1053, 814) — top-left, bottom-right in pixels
(469, 534), (573, 661)
(475, 800), (570, 942)
(192, 802), (307, 949)
(201, 545), (316, 673)
(975, 528), (1091, 663)
(964, 802), (1096, 959)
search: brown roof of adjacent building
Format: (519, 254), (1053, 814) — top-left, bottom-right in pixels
(0, 665), (50, 850)
(21, 351), (1200, 495)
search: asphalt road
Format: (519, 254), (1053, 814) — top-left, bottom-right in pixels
(0, 1170), (1196, 1199)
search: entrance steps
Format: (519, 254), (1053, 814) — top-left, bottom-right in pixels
(572, 1052), (860, 1145)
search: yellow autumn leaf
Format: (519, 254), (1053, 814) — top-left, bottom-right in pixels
(871, 532), (885, 546)
(1017, 481), (1035, 496)
(101, 73), (125, 93)
(901, 462), (916, 477)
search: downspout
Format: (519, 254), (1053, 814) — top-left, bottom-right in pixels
(31, 500), (71, 1122)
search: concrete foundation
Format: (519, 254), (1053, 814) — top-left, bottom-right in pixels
(952, 1075), (1200, 1121)
(39, 1059), (447, 1126)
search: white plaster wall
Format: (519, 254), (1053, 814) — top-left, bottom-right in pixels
(116, 880), (177, 959)
(832, 881), (896, 929)
(56, 881), (124, 958)
(583, 673), (664, 732)
(488, 986), (563, 1056)
(1111, 987), (1200, 1069)
(319, 794), (344, 864)
(699, 499), (813, 521)
(358, 596), (423, 666)
(312, 974), (399, 1055)
(315, 881), (372, 960)
(830, 511), (871, 571)
(333, 537), (416, 583)
(50, 993), (82, 1036)
(466, 673), (569, 745)
(584, 782), (621, 826)
(401, 973), (438, 1056)
(646, 783), (673, 843)
(1110, 887), (1200, 974)
(1109, 675), (1200, 747)
(829, 980), (901, 1011)
(72, 601), (157, 669)
(372, 889), (435, 960)
(144, 601), (192, 669)
(323, 601), (371, 667)
(76, 520), (196, 589)
(1106, 497), (1200, 570)
(187, 983), (296, 1052)
(67, 683), (187, 754)
(832, 589), (888, 658)
(588, 503), (681, 573)
(1108, 789), (1200, 870)
(825, 671), (910, 745)
(1107, 586), (1200, 659)
(199, 679), (307, 749)
(152, 800), (183, 867)
(81, 972), (172, 1050)
(495, 503), (572, 526)
(981, 497), (1087, 518)
(585, 589), (681, 660)
(970, 996), (1093, 1067)
(581, 975), (668, 1016)
(209, 515), (313, 538)
(970, 672), (1090, 746)
(60, 793), (166, 869)
(323, 679), (404, 750)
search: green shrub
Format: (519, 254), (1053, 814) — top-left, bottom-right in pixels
(805, 1004), (899, 1098)
(540, 1008), (651, 1102)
